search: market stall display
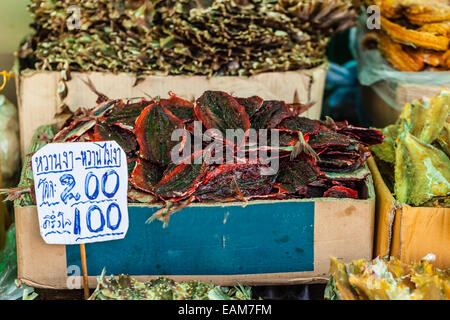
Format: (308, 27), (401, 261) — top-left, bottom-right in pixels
(368, 90), (450, 269)
(14, 89), (383, 224)
(324, 256), (450, 300)
(16, 0), (359, 155)
(12, 89), (379, 289)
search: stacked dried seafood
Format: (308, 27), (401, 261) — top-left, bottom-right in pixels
(370, 89), (450, 207)
(14, 89), (382, 223)
(362, 0), (450, 71)
(325, 256), (450, 300)
(18, 0), (357, 76)
(89, 270), (252, 300)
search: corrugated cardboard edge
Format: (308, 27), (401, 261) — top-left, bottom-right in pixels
(18, 66), (327, 157)
(368, 157), (450, 269)
(15, 195), (375, 289)
(367, 157), (397, 257)
(15, 206), (67, 289)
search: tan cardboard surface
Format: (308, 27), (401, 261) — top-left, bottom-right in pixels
(17, 67), (327, 156)
(400, 205), (450, 268)
(360, 84), (446, 128)
(15, 196), (374, 289)
(15, 206), (67, 289)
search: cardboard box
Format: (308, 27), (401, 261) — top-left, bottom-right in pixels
(360, 83), (446, 128)
(368, 157), (450, 269)
(14, 127), (376, 290)
(15, 65), (327, 157)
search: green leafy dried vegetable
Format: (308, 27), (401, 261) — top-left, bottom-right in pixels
(325, 256), (450, 300)
(398, 91), (449, 144)
(370, 89), (450, 207)
(19, 0), (356, 76)
(369, 124), (398, 164)
(394, 126), (450, 206)
(89, 269), (253, 300)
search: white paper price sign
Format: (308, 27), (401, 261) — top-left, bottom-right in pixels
(32, 141), (129, 245)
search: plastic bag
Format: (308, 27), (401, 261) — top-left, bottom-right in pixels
(0, 224), (35, 300)
(323, 61), (369, 126)
(0, 95), (20, 186)
(350, 15), (450, 112)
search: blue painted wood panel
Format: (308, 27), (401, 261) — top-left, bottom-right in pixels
(66, 201), (314, 276)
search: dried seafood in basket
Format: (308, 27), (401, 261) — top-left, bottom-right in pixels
(18, 0), (357, 76)
(370, 89), (450, 207)
(89, 269), (253, 300)
(10, 88), (383, 224)
(361, 0), (450, 71)
(325, 256), (450, 300)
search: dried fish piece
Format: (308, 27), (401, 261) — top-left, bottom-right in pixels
(93, 121), (137, 153)
(275, 154), (322, 193)
(135, 102), (186, 165)
(195, 162), (277, 202)
(235, 96), (264, 118)
(130, 157), (164, 194)
(103, 101), (149, 131)
(250, 100), (295, 130)
(195, 91), (250, 141)
(154, 151), (210, 201)
(323, 185), (358, 199)
(159, 93), (195, 123)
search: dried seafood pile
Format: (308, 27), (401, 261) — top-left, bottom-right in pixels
(89, 270), (252, 300)
(370, 89), (450, 207)
(325, 256), (450, 300)
(362, 0), (450, 71)
(18, 0), (357, 76)
(12, 89), (382, 223)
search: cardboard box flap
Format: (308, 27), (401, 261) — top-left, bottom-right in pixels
(400, 205), (450, 268)
(367, 157), (399, 257)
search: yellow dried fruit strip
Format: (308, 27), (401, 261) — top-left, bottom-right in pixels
(442, 49), (450, 68)
(405, 47), (448, 68)
(418, 22), (450, 37)
(381, 16), (449, 51)
(363, 32), (425, 71)
(405, 3), (450, 25)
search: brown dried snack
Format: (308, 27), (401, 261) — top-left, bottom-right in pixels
(18, 0), (357, 76)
